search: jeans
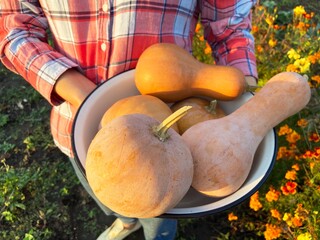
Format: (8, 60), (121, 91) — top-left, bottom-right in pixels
(69, 158), (177, 240)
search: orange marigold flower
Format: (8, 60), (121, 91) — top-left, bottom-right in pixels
(228, 212), (238, 221)
(292, 216), (303, 227)
(311, 75), (320, 87)
(256, 45), (263, 53)
(204, 42), (212, 55)
(309, 133), (320, 142)
(195, 23), (202, 33)
(285, 170), (297, 181)
(286, 64), (299, 72)
(266, 187), (281, 202)
(252, 25), (259, 33)
(278, 124), (292, 136)
(270, 209), (282, 220)
(292, 164), (300, 171)
(276, 146), (296, 160)
(249, 192), (263, 211)
(286, 130), (301, 144)
(281, 181), (298, 195)
(297, 118), (308, 127)
(310, 161), (315, 170)
(264, 224), (281, 240)
(199, 35), (204, 41)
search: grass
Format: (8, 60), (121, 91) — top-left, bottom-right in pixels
(1, 1), (320, 239)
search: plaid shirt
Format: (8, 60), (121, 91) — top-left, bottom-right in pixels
(0, 0), (257, 158)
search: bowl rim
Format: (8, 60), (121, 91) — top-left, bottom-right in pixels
(71, 70), (278, 218)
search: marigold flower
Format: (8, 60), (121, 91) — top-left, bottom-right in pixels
(310, 161), (315, 170)
(294, 58), (311, 73)
(293, 6), (306, 17)
(285, 170), (297, 181)
(270, 209), (281, 220)
(256, 45), (263, 53)
(195, 22), (202, 33)
(292, 216), (303, 227)
(278, 124), (292, 136)
(249, 192), (263, 211)
(228, 212), (238, 221)
(264, 224), (281, 240)
(204, 42), (212, 55)
(297, 232), (312, 240)
(297, 118), (308, 127)
(199, 35), (204, 41)
(276, 146), (295, 160)
(281, 181), (298, 195)
(268, 39), (277, 48)
(266, 187), (281, 202)
(309, 133), (319, 142)
(287, 49), (300, 60)
(291, 164), (300, 171)
(265, 16), (274, 26)
(311, 75), (320, 86)
(283, 213), (293, 226)
(251, 25), (259, 33)
(286, 130), (301, 144)
(286, 64), (299, 72)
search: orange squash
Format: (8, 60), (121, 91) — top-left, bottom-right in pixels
(99, 95), (179, 132)
(182, 72), (311, 197)
(135, 43), (246, 102)
(170, 97), (226, 134)
(86, 106), (194, 218)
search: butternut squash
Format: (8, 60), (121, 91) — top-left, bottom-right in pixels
(182, 72), (311, 197)
(170, 97), (226, 134)
(99, 95), (179, 132)
(135, 43), (246, 102)
(86, 106), (194, 218)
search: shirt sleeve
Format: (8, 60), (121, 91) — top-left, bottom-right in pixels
(0, 1), (78, 105)
(200, 0), (258, 79)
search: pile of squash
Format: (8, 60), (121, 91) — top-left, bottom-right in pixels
(86, 43), (311, 218)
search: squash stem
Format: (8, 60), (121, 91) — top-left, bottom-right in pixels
(205, 99), (217, 114)
(246, 84), (261, 92)
(153, 106), (192, 141)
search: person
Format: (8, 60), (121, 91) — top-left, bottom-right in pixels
(0, 1), (258, 239)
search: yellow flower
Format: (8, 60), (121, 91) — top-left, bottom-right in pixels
(270, 209), (281, 220)
(249, 192), (263, 211)
(287, 48), (301, 60)
(285, 170), (297, 181)
(297, 233), (312, 240)
(228, 212), (238, 221)
(264, 224), (281, 240)
(294, 58), (311, 73)
(293, 6), (306, 17)
(268, 39), (277, 48)
(283, 213), (292, 226)
(265, 16), (274, 26)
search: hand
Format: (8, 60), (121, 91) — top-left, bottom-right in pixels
(53, 69), (97, 110)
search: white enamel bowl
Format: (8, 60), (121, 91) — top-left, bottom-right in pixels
(72, 70), (277, 218)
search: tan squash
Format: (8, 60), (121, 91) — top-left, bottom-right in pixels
(135, 43), (246, 102)
(86, 106), (194, 218)
(171, 97), (226, 134)
(99, 95), (179, 132)
(182, 72), (311, 197)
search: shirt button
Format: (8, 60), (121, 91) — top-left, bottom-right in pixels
(102, 4), (108, 12)
(101, 43), (107, 51)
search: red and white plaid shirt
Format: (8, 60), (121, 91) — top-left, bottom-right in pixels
(0, 0), (257, 157)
